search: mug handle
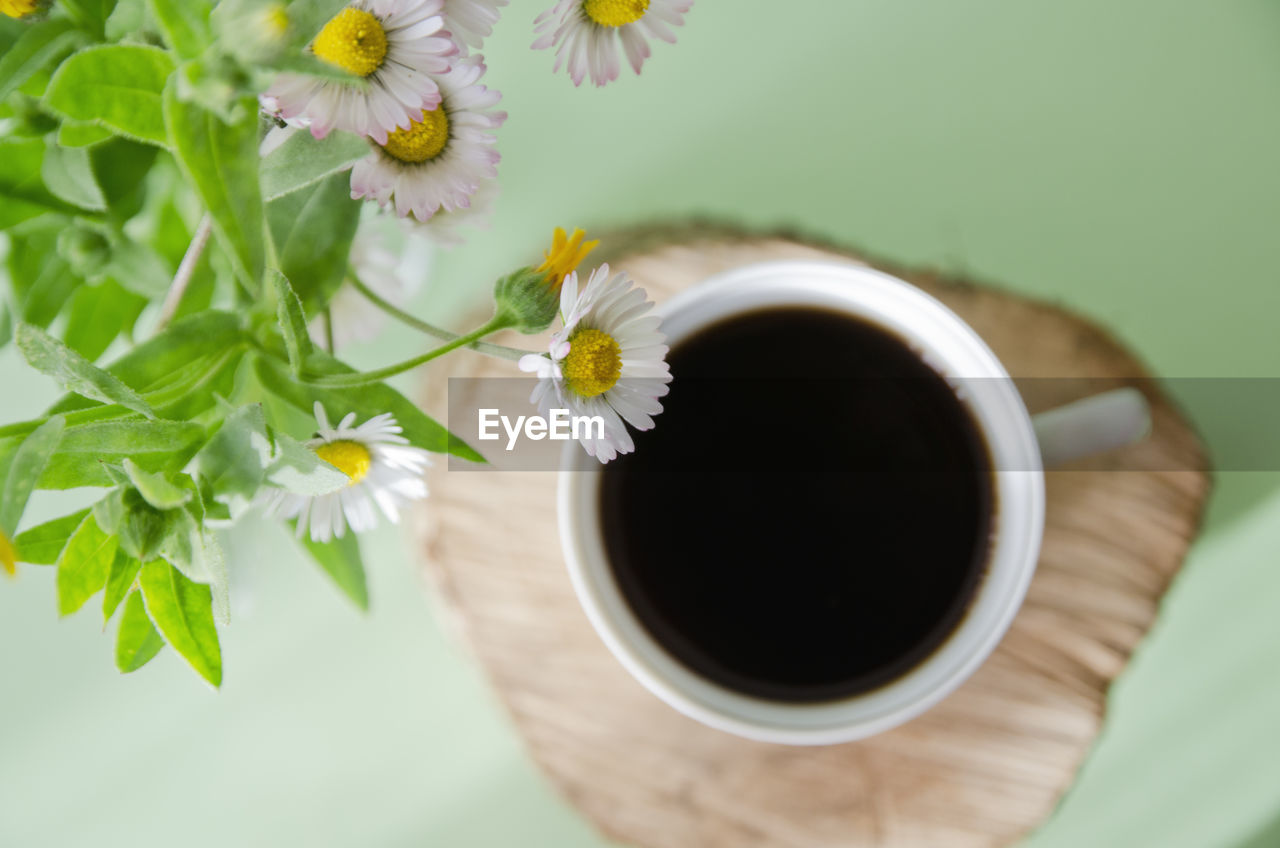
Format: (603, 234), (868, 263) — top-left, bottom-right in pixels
(1032, 388), (1152, 467)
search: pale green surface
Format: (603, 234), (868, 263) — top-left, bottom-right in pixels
(3, 1), (1280, 845)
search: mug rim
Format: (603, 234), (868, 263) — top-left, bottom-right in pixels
(558, 260), (1045, 745)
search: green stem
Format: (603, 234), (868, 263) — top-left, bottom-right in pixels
(155, 214), (213, 332)
(347, 272), (531, 362)
(322, 308), (335, 354)
(306, 315), (513, 388)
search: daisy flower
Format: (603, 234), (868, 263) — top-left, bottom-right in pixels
(519, 263), (671, 462)
(261, 403), (431, 543)
(537, 225), (598, 288)
(531, 0), (693, 87)
(444, 0), (508, 53)
(309, 215), (432, 349)
(349, 55), (506, 222)
(1, 0), (45, 19)
(266, 0), (458, 144)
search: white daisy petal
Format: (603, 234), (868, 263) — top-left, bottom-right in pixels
(444, 0), (508, 52)
(532, 0), (691, 87)
(266, 0), (456, 140)
(523, 265), (672, 463)
(350, 56), (506, 223)
(257, 406), (433, 541)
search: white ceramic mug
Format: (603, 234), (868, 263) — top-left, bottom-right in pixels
(558, 261), (1150, 746)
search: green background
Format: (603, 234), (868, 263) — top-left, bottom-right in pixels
(3, 0), (1280, 845)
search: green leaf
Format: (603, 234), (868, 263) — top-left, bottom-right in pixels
(270, 270), (313, 375)
(154, 507), (210, 582)
(0, 415), (66, 538)
(266, 430), (347, 496)
(6, 419), (206, 490)
(163, 84), (265, 291)
(36, 353), (245, 434)
(57, 121), (116, 148)
(63, 279), (146, 363)
(0, 301), (11, 349)
(266, 171), (360, 312)
(89, 138), (158, 222)
(0, 19), (84, 102)
(55, 512), (118, 616)
(102, 240), (172, 299)
(97, 484), (198, 571)
(63, 419), (204, 468)
(9, 225), (80, 326)
(93, 488), (152, 560)
(255, 355), (484, 462)
(0, 138), (78, 229)
(115, 589), (165, 673)
(123, 459), (193, 510)
(173, 53), (251, 125)
(44, 45), (175, 148)
(48, 311), (245, 414)
(105, 0), (149, 41)
(102, 551), (141, 622)
(147, 0), (212, 60)
(13, 509), (89, 565)
(91, 479), (227, 623)
(95, 486), (179, 565)
(195, 403), (273, 511)
(138, 560), (221, 687)
(152, 501), (194, 563)
(40, 141), (107, 212)
(299, 531), (368, 610)
(192, 525), (229, 625)
(259, 128), (369, 201)
(16, 324), (156, 418)
(100, 464), (132, 488)
(62, 0), (121, 39)
(57, 223), (112, 280)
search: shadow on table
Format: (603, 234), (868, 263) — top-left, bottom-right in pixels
(1235, 805), (1280, 848)
(1168, 379), (1280, 534)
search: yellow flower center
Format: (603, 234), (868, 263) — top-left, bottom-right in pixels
(312, 7), (388, 77)
(536, 227), (599, 288)
(381, 108), (451, 163)
(316, 440), (373, 485)
(583, 0), (648, 27)
(1, 0), (39, 18)
(0, 530), (16, 576)
(562, 328), (622, 398)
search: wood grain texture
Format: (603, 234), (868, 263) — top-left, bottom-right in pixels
(415, 227), (1210, 848)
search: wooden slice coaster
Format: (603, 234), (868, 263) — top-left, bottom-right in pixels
(414, 226), (1210, 848)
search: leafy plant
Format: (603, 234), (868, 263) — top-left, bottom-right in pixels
(0, 0), (687, 687)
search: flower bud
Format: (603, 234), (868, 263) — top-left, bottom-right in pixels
(57, 225), (111, 280)
(492, 267), (560, 334)
(212, 0), (292, 66)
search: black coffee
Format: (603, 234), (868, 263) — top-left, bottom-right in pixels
(598, 307), (995, 702)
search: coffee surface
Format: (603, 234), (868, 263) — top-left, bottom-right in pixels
(598, 307), (995, 701)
